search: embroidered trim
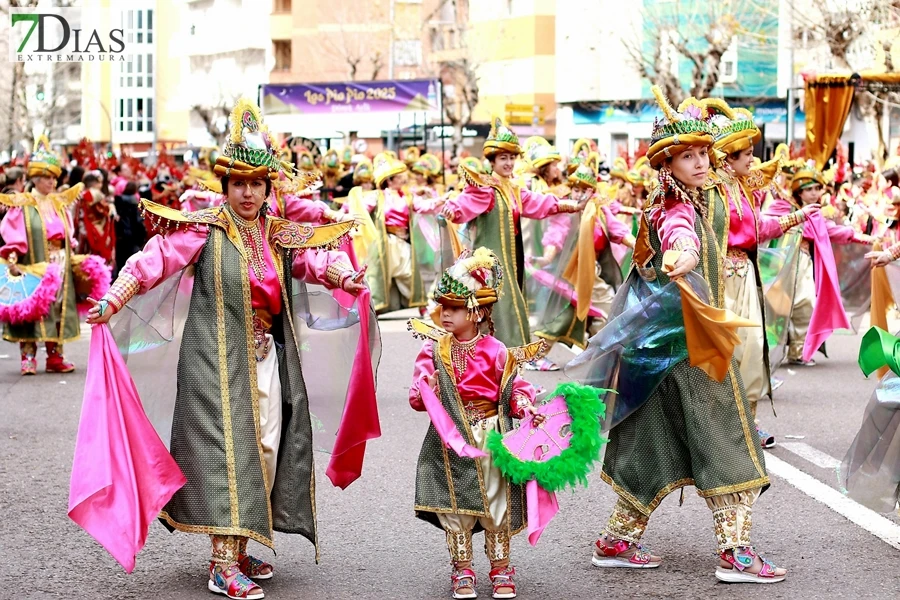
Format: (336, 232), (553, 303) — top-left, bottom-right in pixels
(778, 210), (804, 233)
(890, 242), (900, 261)
(556, 199), (580, 213)
(325, 261), (353, 288)
(104, 272), (140, 312)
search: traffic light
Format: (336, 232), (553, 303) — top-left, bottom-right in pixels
(35, 84), (45, 102)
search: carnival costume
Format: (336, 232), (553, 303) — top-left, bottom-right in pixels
(533, 164), (635, 349)
(764, 167), (871, 365)
(0, 136), (108, 375)
(409, 248), (546, 599)
(79, 100), (379, 599)
(442, 118), (581, 349)
(567, 88), (785, 583)
(702, 101), (805, 428)
(359, 153), (438, 313)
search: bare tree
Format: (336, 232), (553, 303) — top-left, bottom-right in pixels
(422, 0), (484, 157)
(791, 0), (900, 161)
(321, 3), (392, 81)
(623, 2), (770, 106)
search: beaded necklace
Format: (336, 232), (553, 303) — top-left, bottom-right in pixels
(450, 333), (481, 375)
(228, 207), (267, 281)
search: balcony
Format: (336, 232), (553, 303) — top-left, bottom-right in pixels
(427, 22), (466, 63)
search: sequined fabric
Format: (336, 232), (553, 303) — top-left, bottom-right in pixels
(600, 195), (769, 514)
(445, 530), (474, 562)
(707, 489), (759, 551)
(604, 497), (650, 543)
(160, 226), (317, 551)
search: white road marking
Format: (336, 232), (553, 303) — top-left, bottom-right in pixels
(780, 442), (841, 470)
(765, 453), (900, 550)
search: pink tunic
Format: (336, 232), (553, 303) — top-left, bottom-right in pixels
(541, 206), (630, 253)
(273, 194), (328, 224)
(652, 200), (699, 252)
(726, 187), (782, 250)
(362, 189), (439, 229)
(444, 182), (561, 230)
(0, 202), (74, 258)
(409, 335), (536, 417)
(764, 198), (860, 244)
(121, 224), (349, 316)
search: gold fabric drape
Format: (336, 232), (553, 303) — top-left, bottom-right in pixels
(804, 72), (900, 169)
(562, 201), (599, 321)
(804, 76), (855, 170)
(662, 251), (759, 383)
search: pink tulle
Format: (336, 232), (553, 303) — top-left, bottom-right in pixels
(76, 255), (112, 318)
(0, 262), (62, 324)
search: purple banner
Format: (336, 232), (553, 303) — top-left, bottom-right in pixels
(261, 79), (439, 115)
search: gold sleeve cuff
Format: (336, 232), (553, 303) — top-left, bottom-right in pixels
(778, 210), (804, 233)
(325, 261), (354, 289)
(671, 237), (698, 253)
(556, 200), (580, 214)
(104, 272), (140, 312)
(890, 243), (900, 261)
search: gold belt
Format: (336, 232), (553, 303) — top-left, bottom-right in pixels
(386, 225), (410, 240)
(251, 309), (273, 362)
(463, 398), (498, 429)
(724, 247), (750, 278)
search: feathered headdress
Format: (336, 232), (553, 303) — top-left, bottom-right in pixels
(434, 247), (504, 320)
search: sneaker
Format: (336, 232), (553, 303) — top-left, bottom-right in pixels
(770, 377), (784, 392)
(591, 538), (661, 568)
(757, 426), (776, 449)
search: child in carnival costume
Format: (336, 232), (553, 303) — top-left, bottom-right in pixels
(1, 136), (89, 375)
(408, 247), (546, 599)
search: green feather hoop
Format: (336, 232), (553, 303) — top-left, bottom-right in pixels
(487, 382), (609, 493)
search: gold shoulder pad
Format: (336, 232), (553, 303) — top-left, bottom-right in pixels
(267, 217), (355, 250)
(139, 198), (227, 233)
(52, 182), (85, 208)
(0, 192), (36, 208)
(458, 163), (500, 189)
(407, 317), (447, 342)
(507, 339), (550, 367)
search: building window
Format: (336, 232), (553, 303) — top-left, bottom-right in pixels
(274, 40), (291, 71)
(273, 0), (292, 13)
(393, 40), (422, 67)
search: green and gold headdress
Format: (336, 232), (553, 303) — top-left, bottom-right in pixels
(524, 136), (561, 171)
(647, 86), (717, 168)
(434, 247), (504, 320)
(27, 134), (62, 179)
(483, 116), (521, 158)
(705, 98), (761, 156)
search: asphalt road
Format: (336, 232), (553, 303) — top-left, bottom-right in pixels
(2, 313), (899, 600)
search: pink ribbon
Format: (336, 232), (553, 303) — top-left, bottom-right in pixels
(802, 212), (850, 362)
(525, 480), (559, 546)
(326, 288), (382, 489)
(68, 325), (186, 573)
(416, 379), (487, 459)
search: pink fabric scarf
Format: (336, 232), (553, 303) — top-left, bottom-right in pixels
(325, 288), (383, 489)
(68, 325), (186, 573)
(803, 212), (850, 362)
